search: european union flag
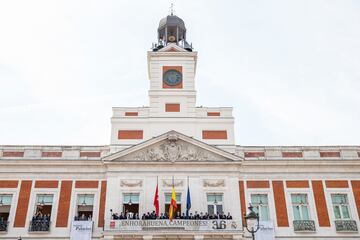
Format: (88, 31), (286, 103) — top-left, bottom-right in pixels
(186, 184), (191, 217)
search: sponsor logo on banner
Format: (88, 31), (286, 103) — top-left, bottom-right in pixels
(255, 221), (275, 240)
(70, 221), (93, 240)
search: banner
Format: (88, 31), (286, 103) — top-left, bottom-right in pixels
(70, 220), (93, 240)
(105, 219), (242, 232)
(255, 221), (275, 240)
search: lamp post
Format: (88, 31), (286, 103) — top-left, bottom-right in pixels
(244, 204), (260, 240)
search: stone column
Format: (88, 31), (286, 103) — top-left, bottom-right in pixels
(194, 235), (204, 240)
(143, 236), (153, 240)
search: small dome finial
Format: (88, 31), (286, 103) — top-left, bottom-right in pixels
(170, 3), (175, 16)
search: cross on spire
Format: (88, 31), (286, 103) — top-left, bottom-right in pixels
(170, 3), (175, 16)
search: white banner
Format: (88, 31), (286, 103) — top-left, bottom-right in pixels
(255, 221), (275, 240)
(70, 221), (93, 240)
(105, 220), (242, 232)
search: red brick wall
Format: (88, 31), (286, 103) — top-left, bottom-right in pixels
(239, 181), (246, 226)
(202, 130), (228, 139)
(272, 181), (289, 227)
(207, 112), (220, 116)
(325, 180), (349, 188)
(56, 181), (73, 227)
(2, 151), (24, 157)
(13, 180), (32, 227)
(286, 180), (309, 188)
(162, 66), (183, 89)
(98, 181), (107, 227)
(0, 180), (18, 188)
(35, 180), (59, 188)
(41, 151), (62, 157)
(165, 103), (180, 112)
(244, 152), (265, 158)
(320, 151), (340, 157)
(351, 181), (360, 220)
(247, 181), (270, 188)
(282, 152), (303, 158)
(118, 130), (143, 139)
(125, 112), (138, 116)
(75, 180), (99, 189)
(80, 152), (101, 158)
(312, 180), (330, 227)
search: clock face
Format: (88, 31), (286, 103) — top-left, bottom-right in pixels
(163, 69), (182, 86)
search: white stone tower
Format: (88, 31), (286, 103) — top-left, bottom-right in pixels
(110, 13), (235, 150)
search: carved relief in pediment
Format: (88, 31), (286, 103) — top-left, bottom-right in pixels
(125, 134), (226, 162)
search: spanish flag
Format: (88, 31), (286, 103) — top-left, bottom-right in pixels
(168, 185), (177, 221)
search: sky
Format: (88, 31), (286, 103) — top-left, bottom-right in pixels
(0, 0), (359, 146)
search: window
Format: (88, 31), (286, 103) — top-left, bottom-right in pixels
(123, 193), (139, 218)
(251, 194), (269, 221)
(35, 194), (53, 217)
(165, 193), (181, 215)
(207, 193), (223, 215)
(291, 194), (310, 220)
(331, 194), (350, 220)
(76, 194), (94, 221)
(0, 194), (12, 231)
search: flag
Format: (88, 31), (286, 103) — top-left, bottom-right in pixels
(186, 180), (191, 217)
(169, 185), (177, 221)
(153, 179), (159, 217)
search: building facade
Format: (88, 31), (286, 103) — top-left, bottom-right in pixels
(0, 13), (360, 240)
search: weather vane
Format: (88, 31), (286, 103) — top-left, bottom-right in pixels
(170, 3), (175, 16)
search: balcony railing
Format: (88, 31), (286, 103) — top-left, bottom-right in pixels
(293, 220), (316, 232)
(0, 221), (8, 232)
(28, 220), (51, 232)
(335, 220), (358, 232)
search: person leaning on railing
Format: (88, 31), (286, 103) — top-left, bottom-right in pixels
(30, 212), (50, 231)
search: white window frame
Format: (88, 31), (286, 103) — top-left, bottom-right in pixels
(285, 187), (316, 228)
(29, 187), (59, 230)
(245, 188), (275, 223)
(325, 187), (358, 224)
(72, 189), (98, 224)
(250, 193), (270, 221)
(330, 193), (351, 220)
(291, 193), (310, 220)
(0, 190), (17, 224)
(206, 193), (224, 215)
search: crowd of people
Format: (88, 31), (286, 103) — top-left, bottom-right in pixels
(30, 212), (51, 231)
(111, 210), (232, 220)
(0, 217), (8, 231)
(74, 214), (92, 221)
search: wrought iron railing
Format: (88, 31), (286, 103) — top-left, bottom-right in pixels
(0, 220), (8, 232)
(293, 220), (316, 232)
(28, 220), (51, 232)
(335, 220), (358, 232)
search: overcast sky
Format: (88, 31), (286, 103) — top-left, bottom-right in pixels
(0, 0), (359, 146)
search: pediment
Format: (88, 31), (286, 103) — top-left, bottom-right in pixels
(157, 43), (188, 53)
(103, 131), (242, 163)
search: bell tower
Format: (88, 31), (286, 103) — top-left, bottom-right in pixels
(110, 12), (235, 147)
(148, 13), (197, 118)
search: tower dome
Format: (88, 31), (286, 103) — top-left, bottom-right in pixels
(153, 12), (192, 51)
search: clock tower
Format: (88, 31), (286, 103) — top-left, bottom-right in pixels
(148, 13), (197, 118)
(110, 13), (235, 147)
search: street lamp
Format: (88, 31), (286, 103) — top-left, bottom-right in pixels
(244, 204), (260, 240)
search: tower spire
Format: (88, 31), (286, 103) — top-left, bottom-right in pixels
(170, 3), (174, 16)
